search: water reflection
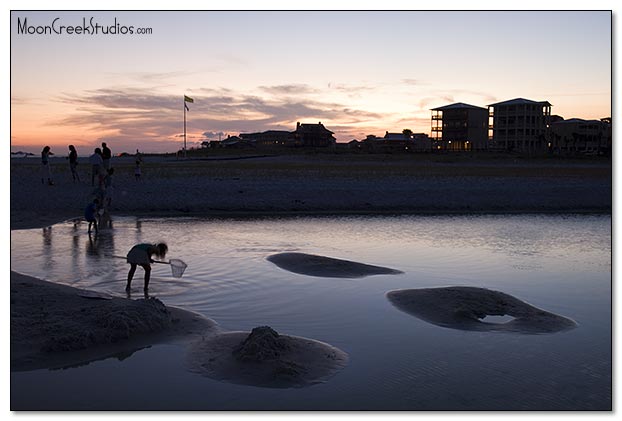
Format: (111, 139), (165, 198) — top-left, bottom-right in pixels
(10, 214), (612, 410)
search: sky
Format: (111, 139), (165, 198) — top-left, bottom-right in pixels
(9, 9), (613, 154)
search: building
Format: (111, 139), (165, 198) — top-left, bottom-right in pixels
(412, 133), (432, 152)
(292, 122), (336, 147)
(549, 118), (612, 155)
(239, 130), (293, 146)
(430, 103), (489, 151)
(488, 98), (552, 152)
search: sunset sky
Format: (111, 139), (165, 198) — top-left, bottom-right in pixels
(10, 9), (612, 154)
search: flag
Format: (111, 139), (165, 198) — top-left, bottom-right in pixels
(184, 95), (194, 103)
(185, 102), (190, 111)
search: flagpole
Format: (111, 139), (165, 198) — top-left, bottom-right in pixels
(183, 96), (187, 158)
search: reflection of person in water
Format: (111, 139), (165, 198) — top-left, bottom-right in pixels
(125, 243), (168, 293)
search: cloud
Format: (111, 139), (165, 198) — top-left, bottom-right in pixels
(258, 84), (320, 95)
(401, 78), (430, 86)
(420, 96), (454, 109)
(50, 84), (399, 149)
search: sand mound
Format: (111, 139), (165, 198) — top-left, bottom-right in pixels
(10, 272), (218, 371)
(267, 252), (403, 278)
(386, 286), (577, 334)
(186, 326), (348, 388)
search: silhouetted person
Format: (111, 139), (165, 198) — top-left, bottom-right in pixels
(134, 149), (142, 181)
(68, 145), (80, 182)
(102, 142), (112, 170)
(90, 148), (104, 186)
(41, 146), (54, 185)
(125, 242), (168, 293)
(84, 198), (100, 235)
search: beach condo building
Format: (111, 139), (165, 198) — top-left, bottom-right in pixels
(430, 103), (489, 151)
(292, 122), (336, 147)
(488, 98), (552, 153)
(549, 118), (612, 156)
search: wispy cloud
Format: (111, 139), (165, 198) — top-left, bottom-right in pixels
(258, 84), (320, 95)
(51, 85), (391, 148)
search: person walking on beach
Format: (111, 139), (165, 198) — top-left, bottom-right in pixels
(101, 142), (112, 170)
(68, 145), (80, 183)
(41, 146), (54, 185)
(126, 242), (168, 293)
(84, 198), (100, 235)
(89, 148), (104, 187)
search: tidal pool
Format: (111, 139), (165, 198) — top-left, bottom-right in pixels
(10, 214), (611, 410)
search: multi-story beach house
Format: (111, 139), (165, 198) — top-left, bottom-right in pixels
(430, 103), (489, 151)
(292, 122), (336, 147)
(549, 118), (612, 155)
(488, 98), (552, 152)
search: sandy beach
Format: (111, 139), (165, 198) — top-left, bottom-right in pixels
(10, 153), (611, 230)
(10, 152), (612, 398)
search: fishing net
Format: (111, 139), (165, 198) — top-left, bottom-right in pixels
(169, 259), (188, 278)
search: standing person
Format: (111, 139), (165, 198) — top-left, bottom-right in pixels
(84, 198), (100, 234)
(68, 145), (80, 182)
(41, 146), (54, 185)
(134, 149), (143, 181)
(89, 148), (104, 187)
(125, 242), (168, 293)
(101, 142), (112, 170)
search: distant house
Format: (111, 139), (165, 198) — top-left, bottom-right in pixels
(549, 118), (611, 155)
(488, 98), (552, 153)
(348, 139), (362, 149)
(239, 130), (293, 146)
(221, 135), (255, 149)
(291, 122), (336, 147)
(360, 131), (418, 152)
(430, 102), (488, 151)
(412, 133), (432, 152)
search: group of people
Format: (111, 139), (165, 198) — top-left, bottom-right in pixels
(83, 143), (116, 236)
(40, 143), (143, 187)
(41, 143), (163, 294)
(40, 143), (148, 236)
(88, 142), (113, 187)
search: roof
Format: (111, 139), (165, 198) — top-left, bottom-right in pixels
(431, 102), (487, 111)
(551, 118), (603, 125)
(295, 123), (334, 134)
(488, 98), (552, 107)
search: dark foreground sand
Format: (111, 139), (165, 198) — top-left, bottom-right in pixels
(11, 272), (349, 387)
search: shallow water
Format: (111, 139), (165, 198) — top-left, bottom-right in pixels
(10, 214), (611, 410)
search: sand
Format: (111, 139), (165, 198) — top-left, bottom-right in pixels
(267, 252), (403, 278)
(10, 271), (218, 372)
(10, 154), (611, 229)
(386, 286), (578, 334)
(10, 270), (350, 385)
(185, 326), (349, 388)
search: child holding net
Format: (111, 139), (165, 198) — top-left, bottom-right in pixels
(125, 242), (168, 293)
